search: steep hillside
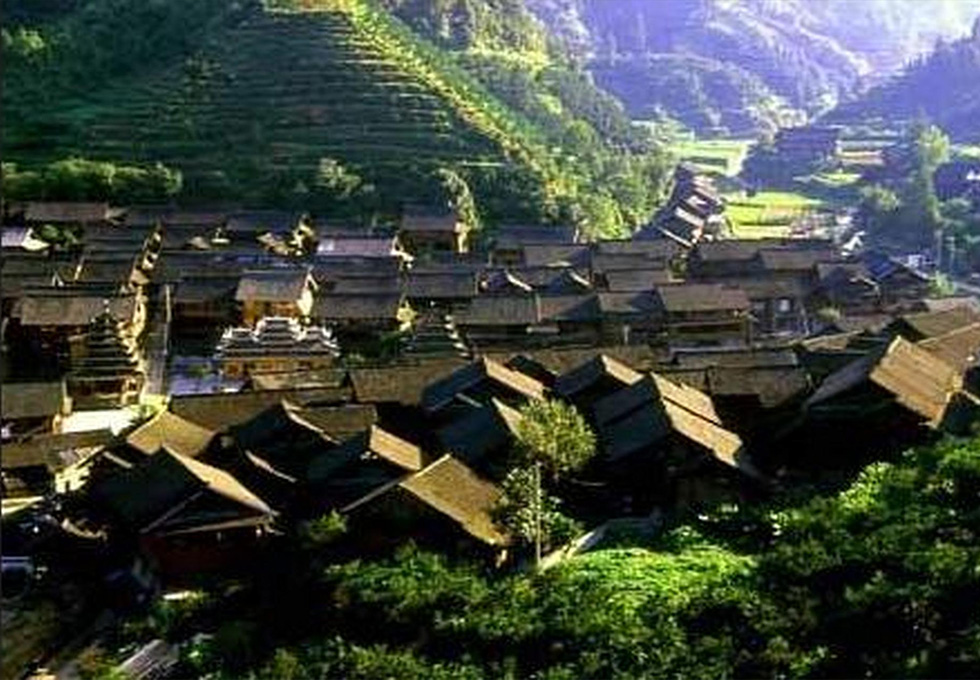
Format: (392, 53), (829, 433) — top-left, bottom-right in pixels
(525, 0), (980, 135)
(828, 20), (980, 143)
(379, 0), (671, 228)
(2, 0), (670, 233)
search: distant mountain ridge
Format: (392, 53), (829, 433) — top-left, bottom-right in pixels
(827, 18), (980, 142)
(525, 0), (980, 135)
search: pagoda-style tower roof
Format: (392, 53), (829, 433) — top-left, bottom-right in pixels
(216, 316), (340, 360)
(404, 311), (470, 360)
(69, 304), (145, 404)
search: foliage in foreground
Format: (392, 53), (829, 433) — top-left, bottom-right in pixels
(177, 436), (980, 679)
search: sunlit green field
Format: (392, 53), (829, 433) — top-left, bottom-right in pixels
(669, 138), (754, 176)
(724, 190), (827, 238)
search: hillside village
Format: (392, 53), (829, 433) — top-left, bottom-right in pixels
(2, 0), (980, 674)
(3, 149), (979, 616)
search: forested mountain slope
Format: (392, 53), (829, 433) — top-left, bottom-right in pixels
(526, 0), (980, 135)
(828, 19), (980, 142)
(2, 0), (669, 234)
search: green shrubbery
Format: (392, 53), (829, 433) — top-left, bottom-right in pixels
(167, 435), (980, 679)
(2, 158), (182, 203)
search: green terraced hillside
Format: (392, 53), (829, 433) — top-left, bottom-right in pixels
(3, 0), (562, 220)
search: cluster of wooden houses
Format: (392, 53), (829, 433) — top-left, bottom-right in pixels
(2, 190), (978, 581)
(3, 301), (978, 579)
(1, 187), (955, 394)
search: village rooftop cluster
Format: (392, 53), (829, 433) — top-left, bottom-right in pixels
(2, 157), (979, 596)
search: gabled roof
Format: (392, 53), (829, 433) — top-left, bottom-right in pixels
(758, 248), (838, 272)
(554, 355), (643, 400)
(125, 411), (215, 459)
(521, 244), (590, 267)
(805, 337), (963, 427)
(421, 357), (546, 412)
(591, 252), (667, 272)
(918, 323), (980, 374)
(226, 211), (302, 234)
(603, 268), (673, 291)
(656, 284), (750, 313)
(892, 306), (980, 340)
(25, 202), (110, 224)
(404, 271), (477, 299)
(328, 276), (401, 294)
(89, 448), (273, 533)
(493, 224), (577, 247)
(18, 294), (137, 327)
(537, 295), (601, 322)
(2, 429), (114, 470)
(437, 398), (523, 466)
(307, 425), (422, 483)
(313, 293), (405, 321)
(169, 387), (352, 431)
(174, 277), (239, 304)
(597, 291), (662, 316)
(593, 373), (741, 465)
(295, 404), (378, 440)
(595, 239), (681, 259)
(344, 455), (508, 547)
(350, 359), (467, 405)
(1, 381), (70, 420)
(455, 295), (539, 326)
(235, 269), (312, 302)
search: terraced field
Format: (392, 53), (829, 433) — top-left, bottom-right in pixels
(4, 0), (553, 212)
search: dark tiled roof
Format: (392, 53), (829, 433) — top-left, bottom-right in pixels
(522, 244), (590, 267)
(656, 284), (750, 313)
(591, 252), (668, 272)
(18, 294), (137, 327)
(307, 425), (422, 484)
(1, 381), (70, 420)
(235, 269), (312, 302)
(226, 211), (302, 234)
(314, 293), (405, 321)
(350, 359), (467, 404)
(126, 411), (215, 458)
(806, 337), (962, 426)
(594, 374), (742, 465)
(88, 449), (273, 533)
(894, 307), (980, 340)
(537, 294), (601, 322)
(595, 239), (681, 259)
(603, 268), (673, 291)
(26, 202), (110, 223)
(493, 224), (577, 247)
(597, 291), (662, 316)
(917, 323), (980, 374)
(758, 248), (838, 272)
(421, 357), (546, 413)
(345, 455), (508, 546)
(170, 387), (352, 431)
(554, 355), (643, 400)
(404, 272), (477, 299)
(174, 277), (239, 304)
(455, 296), (539, 326)
(328, 276), (401, 294)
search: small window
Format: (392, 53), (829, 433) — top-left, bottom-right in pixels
(777, 298), (793, 313)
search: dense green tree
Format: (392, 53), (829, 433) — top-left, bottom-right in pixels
(513, 399), (596, 479)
